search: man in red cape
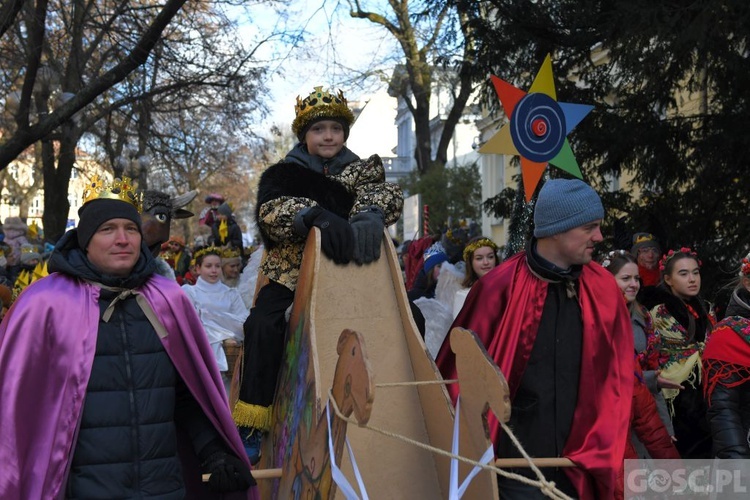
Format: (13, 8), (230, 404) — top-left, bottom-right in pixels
(437, 178), (634, 499)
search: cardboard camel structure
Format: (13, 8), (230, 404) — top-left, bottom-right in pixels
(239, 228), (515, 499)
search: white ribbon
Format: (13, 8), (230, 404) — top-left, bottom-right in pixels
(327, 403), (369, 500)
(449, 397), (496, 499)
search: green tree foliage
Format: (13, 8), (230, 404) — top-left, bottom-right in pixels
(400, 161), (481, 232)
(463, 0), (750, 296)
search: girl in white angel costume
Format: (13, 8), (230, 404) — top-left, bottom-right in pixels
(181, 246), (249, 373)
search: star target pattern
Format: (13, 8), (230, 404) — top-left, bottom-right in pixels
(480, 54), (594, 201)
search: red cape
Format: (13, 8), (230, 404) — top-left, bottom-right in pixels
(436, 252), (634, 498)
(702, 316), (750, 402)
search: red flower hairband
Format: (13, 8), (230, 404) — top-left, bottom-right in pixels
(659, 247), (701, 272)
(740, 256), (750, 277)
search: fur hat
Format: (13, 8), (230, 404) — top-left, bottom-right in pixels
(631, 232), (661, 255)
(292, 86), (355, 142)
(533, 179), (604, 238)
(3, 216), (28, 234)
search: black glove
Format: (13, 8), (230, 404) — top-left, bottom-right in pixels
(201, 450), (256, 492)
(303, 207), (355, 264)
(349, 210), (385, 264)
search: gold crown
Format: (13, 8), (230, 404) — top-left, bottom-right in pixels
(21, 245), (40, 255)
(221, 247), (242, 259)
(82, 174), (142, 211)
(462, 238), (499, 262)
(193, 245), (221, 261)
(291, 86), (355, 138)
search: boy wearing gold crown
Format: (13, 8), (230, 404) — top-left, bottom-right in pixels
(233, 86), (403, 462)
(0, 177), (257, 498)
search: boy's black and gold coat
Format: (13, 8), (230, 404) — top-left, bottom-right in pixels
(255, 153), (403, 291)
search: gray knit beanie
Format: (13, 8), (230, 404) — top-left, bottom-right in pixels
(217, 202), (232, 217)
(533, 179), (604, 238)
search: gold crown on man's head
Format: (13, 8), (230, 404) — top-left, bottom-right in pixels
(82, 174), (142, 211)
(291, 86), (355, 138)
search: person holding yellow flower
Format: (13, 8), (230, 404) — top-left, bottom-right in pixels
(210, 201), (244, 255)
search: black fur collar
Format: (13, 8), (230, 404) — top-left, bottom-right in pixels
(640, 284), (710, 340)
(255, 162), (356, 248)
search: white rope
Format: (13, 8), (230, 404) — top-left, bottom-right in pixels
(327, 388), (573, 500)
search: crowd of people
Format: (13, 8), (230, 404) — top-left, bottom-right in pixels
(0, 217), (54, 316)
(415, 180), (750, 497)
(1, 84), (749, 499)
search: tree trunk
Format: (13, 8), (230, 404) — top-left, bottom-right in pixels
(42, 125), (77, 241)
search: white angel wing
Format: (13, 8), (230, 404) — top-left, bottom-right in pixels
(414, 297), (454, 359)
(435, 261), (465, 310)
(238, 246), (264, 310)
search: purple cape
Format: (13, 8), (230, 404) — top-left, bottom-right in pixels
(0, 272), (258, 499)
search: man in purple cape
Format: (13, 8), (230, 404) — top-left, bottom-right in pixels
(0, 180), (258, 499)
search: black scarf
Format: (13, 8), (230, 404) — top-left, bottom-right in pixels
(525, 238), (582, 298)
(284, 143), (359, 175)
(640, 284), (710, 343)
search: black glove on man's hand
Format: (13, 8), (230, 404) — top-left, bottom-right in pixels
(202, 450), (256, 492)
(304, 207), (355, 264)
(350, 210), (385, 264)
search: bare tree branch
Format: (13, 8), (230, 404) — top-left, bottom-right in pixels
(0, 0), (189, 169)
(0, 0), (25, 37)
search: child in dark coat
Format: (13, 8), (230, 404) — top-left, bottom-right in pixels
(233, 86), (403, 463)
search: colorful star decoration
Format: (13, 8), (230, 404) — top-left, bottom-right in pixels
(479, 54), (594, 201)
